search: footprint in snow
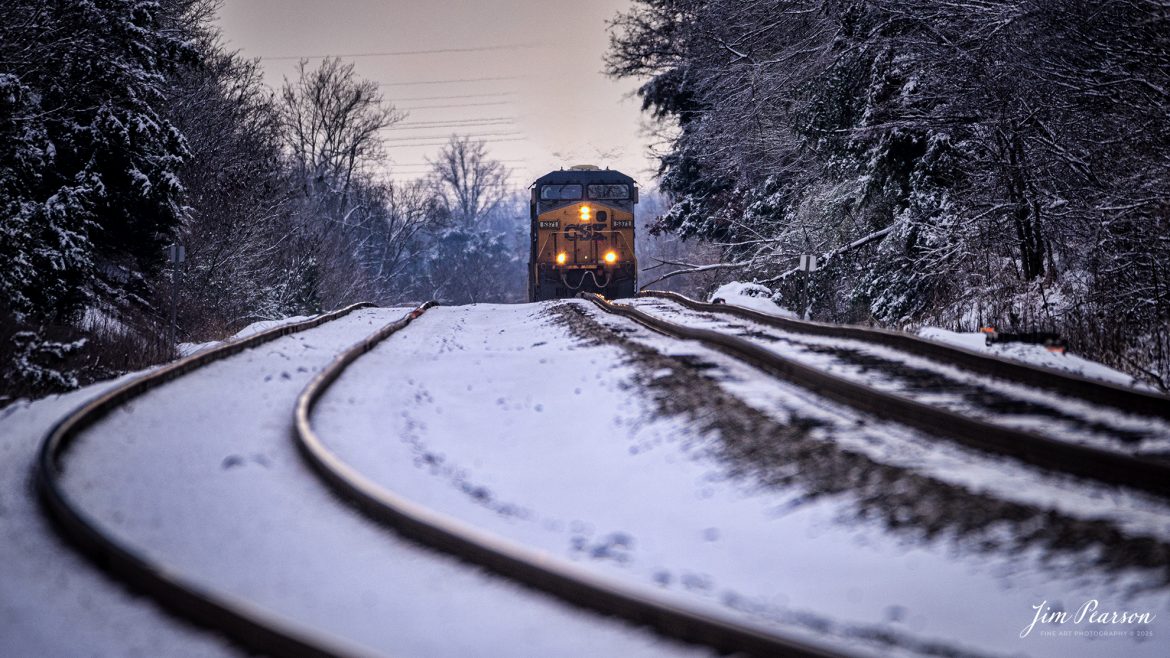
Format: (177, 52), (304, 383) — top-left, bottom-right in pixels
(572, 531), (636, 564)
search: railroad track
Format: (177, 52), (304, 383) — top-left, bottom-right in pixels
(295, 303), (849, 658)
(586, 293), (1170, 499)
(642, 290), (1170, 421)
(36, 303), (382, 658)
(630, 293), (1170, 460)
(35, 297), (848, 657)
(39, 292), (1162, 656)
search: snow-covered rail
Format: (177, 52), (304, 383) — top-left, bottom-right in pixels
(631, 294), (1170, 461)
(643, 290), (1170, 420)
(36, 303), (379, 658)
(588, 294), (1170, 498)
(295, 303), (848, 658)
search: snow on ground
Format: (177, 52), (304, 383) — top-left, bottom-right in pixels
(6, 300), (1167, 656)
(311, 301), (1169, 658)
(177, 314), (313, 357)
(0, 375), (236, 657)
(56, 307), (701, 657)
(81, 305), (130, 334)
(628, 298), (1170, 457)
(704, 280), (1153, 391)
(919, 327), (1153, 390)
(619, 298), (1170, 541)
(707, 282), (797, 318)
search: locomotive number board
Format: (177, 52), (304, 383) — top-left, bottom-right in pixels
(538, 220), (559, 229)
(613, 220), (634, 228)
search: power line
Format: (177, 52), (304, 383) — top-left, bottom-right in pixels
(398, 101), (512, 110)
(394, 115), (516, 125)
(389, 159), (529, 166)
(261, 43), (543, 61)
(383, 137), (528, 148)
(379, 76), (520, 87)
(378, 163), (533, 172)
(387, 121), (516, 132)
(388, 116), (516, 128)
(392, 92), (517, 102)
(383, 131), (524, 143)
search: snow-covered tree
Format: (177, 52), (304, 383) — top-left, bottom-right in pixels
(402, 136), (524, 304)
(1, 0), (197, 398)
(276, 57), (410, 310)
(607, 0), (1170, 389)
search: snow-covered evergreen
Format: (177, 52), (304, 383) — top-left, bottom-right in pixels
(1, 0), (195, 399)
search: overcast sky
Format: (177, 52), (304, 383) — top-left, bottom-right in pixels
(215, 0), (655, 191)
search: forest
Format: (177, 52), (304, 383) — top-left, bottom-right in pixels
(0, 0), (526, 403)
(607, 0), (1170, 391)
(2, 0), (1168, 402)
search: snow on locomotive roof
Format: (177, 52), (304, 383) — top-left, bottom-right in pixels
(531, 167), (637, 188)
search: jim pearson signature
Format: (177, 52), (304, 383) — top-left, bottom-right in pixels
(1021, 600), (1157, 638)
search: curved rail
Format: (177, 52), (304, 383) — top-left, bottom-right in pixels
(295, 303), (849, 657)
(36, 303), (383, 658)
(641, 290), (1170, 420)
(591, 294), (1170, 498)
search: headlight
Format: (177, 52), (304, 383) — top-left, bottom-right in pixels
(579, 205), (591, 221)
(556, 252), (567, 265)
(604, 250), (618, 264)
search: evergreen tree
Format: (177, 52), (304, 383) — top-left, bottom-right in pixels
(1, 0), (197, 398)
(1, 0), (194, 324)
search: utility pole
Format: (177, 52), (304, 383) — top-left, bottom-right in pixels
(166, 243), (186, 347)
(799, 254), (818, 320)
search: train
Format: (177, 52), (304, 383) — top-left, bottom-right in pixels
(528, 166), (638, 301)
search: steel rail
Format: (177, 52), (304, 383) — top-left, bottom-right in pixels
(640, 290), (1170, 421)
(36, 302), (384, 658)
(295, 303), (851, 658)
(590, 294), (1170, 498)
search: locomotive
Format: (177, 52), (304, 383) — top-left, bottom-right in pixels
(528, 166), (639, 301)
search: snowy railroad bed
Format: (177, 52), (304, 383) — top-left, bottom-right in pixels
(589, 302), (1170, 544)
(310, 301), (1169, 658)
(50, 307), (700, 657)
(917, 327), (1154, 390)
(177, 314), (315, 356)
(0, 375), (236, 658)
(709, 283), (1155, 391)
(626, 297), (1170, 459)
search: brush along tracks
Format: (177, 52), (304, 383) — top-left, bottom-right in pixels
(36, 303), (382, 658)
(295, 303), (847, 658)
(588, 293), (1170, 499)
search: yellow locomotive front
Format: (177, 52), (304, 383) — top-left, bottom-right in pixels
(528, 166), (638, 301)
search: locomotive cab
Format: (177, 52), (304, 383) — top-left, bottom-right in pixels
(528, 166), (638, 301)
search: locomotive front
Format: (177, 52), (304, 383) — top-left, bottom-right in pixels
(528, 166), (638, 301)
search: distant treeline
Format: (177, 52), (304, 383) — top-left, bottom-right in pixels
(608, 0), (1170, 390)
(0, 0), (525, 403)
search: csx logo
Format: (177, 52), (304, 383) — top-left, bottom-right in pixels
(563, 221), (607, 241)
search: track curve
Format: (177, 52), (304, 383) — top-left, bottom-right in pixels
(641, 290), (1170, 420)
(295, 303), (849, 658)
(36, 303), (381, 658)
(589, 294), (1170, 499)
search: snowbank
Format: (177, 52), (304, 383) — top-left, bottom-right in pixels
(707, 281), (1149, 390)
(177, 315), (312, 357)
(708, 282), (797, 318)
(918, 327), (1149, 389)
